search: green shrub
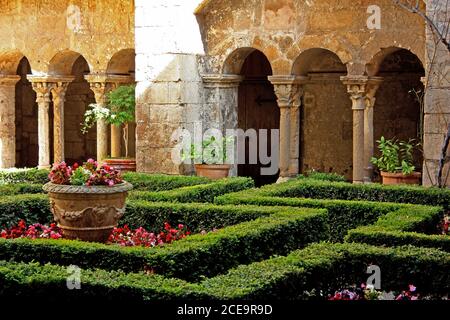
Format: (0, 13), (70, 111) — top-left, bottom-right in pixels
(304, 171), (347, 183)
(215, 193), (404, 241)
(201, 242), (450, 299)
(122, 172), (209, 191)
(346, 206), (450, 252)
(0, 184), (44, 196)
(0, 261), (205, 301)
(129, 177), (254, 203)
(0, 168), (49, 185)
(0, 208), (328, 282)
(0, 194), (51, 228)
(245, 178), (450, 209)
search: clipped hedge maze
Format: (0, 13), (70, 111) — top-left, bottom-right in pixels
(0, 173), (449, 300)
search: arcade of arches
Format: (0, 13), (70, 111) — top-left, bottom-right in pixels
(0, 49), (135, 169)
(1, 0), (448, 187)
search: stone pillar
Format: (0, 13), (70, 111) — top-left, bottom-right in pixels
(29, 79), (53, 169)
(111, 124), (122, 158)
(51, 79), (74, 164)
(202, 74), (243, 176)
(269, 76), (305, 182)
(341, 76), (368, 184)
(363, 78), (383, 183)
(0, 75), (20, 168)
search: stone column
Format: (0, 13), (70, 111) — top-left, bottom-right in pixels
(341, 76), (368, 184)
(29, 79), (54, 169)
(0, 75), (20, 168)
(269, 76), (304, 182)
(363, 78), (383, 183)
(111, 124), (122, 158)
(202, 74), (243, 176)
(51, 78), (74, 164)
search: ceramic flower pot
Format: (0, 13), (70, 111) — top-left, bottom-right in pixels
(104, 158), (137, 172)
(380, 171), (422, 185)
(195, 164), (231, 180)
(43, 182), (133, 243)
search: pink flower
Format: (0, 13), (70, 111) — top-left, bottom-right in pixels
(409, 285), (416, 292)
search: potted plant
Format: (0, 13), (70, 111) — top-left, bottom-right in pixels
(371, 136), (422, 185)
(82, 85), (137, 172)
(42, 159), (133, 243)
(182, 136), (233, 180)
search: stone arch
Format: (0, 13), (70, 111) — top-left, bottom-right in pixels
(106, 48), (136, 159)
(107, 49), (135, 76)
(0, 50), (27, 75)
(365, 46), (425, 76)
(292, 48), (347, 76)
(370, 48), (425, 180)
(293, 47), (353, 179)
(15, 56), (38, 167)
(48, 50), (90, 76)
(222, 47), (263, 75)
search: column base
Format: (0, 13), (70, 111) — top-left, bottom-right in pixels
(38, 165), (51, 170)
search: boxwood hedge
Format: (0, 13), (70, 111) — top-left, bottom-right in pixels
(0, 208), (327, 282)
(129, 177), (254, 203)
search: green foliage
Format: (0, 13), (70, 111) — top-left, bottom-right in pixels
(0, 261), (205, 301)
(181, 135), (234, 164)
(0, 195), (51, 228)
(346, 206), (450, 252)
(371, 136), (418, 175)
(304, 171), (347, 182)
(121, 172), (210, 191)
(0, 168), (49, 185)
(0, 208), (327, 282)
(0, 184), (44, 196)
(201, 243), (450, 299)
(106, 85), (136, 126)
(129, 177), (254, 203)
(69, 167), (91, 186)
(251, 178), (450, 209)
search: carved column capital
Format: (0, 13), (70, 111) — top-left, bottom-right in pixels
(28, 78), (53, 105)
(268, 75), (308, 109)
(85, 74), (133, 105)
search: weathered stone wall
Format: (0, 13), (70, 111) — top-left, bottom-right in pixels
(423, 0), (450, 186)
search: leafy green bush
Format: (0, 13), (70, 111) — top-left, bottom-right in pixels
(304, 171), (347, 183)
(0, 184), (44, 196)
(129, 177), (254, 203)
(0, 195), (51, 228)
(0, 208), (327, 282)
(346, 206), (450, 252)
(0, 261), (205, 301)
(201, 243), (450, 299)
(121, 172), (210, 191)
(254, 178), (450, 209)
(0, 168), (49, 185)
(215, 192), (407, 241)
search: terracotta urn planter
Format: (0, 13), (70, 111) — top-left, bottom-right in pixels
(43, 182), (133, 243)
(380, 171), (422, 185)
(195, 164), (231, 180)
(104, 158), (137, 172)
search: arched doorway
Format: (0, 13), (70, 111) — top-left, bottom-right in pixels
(372, 49), (425, 180)
(237, 50), (279, 186)
(15, 57), (38, 167)
(48, 51), (96, 165)
(292, 48), (351, 179)
(107, 49), (136, 159)
(64, 56), (96, 164)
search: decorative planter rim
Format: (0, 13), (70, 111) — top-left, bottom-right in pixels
(195, 164), (232, 169)
(43, 181), (133, 194)
(380, 171), (422, 178)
